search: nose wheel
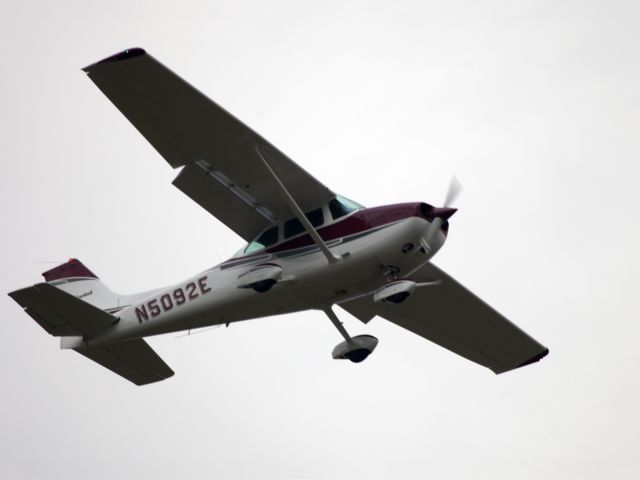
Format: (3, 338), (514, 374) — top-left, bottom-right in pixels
(324, 307), (378, 363)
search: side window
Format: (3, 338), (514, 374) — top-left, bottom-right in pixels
(257, 226), (278, 246)
(306, 208), (324, 227)
(284, 208), (324, 239)
(284, 218), (304, 239)
(244, 226), (278, 254)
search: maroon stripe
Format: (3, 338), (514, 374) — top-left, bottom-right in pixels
(220, 202), (434, 265)
(42, 258), (98, 282)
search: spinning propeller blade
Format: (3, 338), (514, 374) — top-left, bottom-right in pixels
(443, 175), (462, 208)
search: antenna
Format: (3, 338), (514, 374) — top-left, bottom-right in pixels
(174, 325), (221, 339)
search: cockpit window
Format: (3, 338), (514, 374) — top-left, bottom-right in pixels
(235, 197), (361, 257)
(244, 226), (278, 254)
(284, 208), (324, 239)
(329, 195), (363, 220)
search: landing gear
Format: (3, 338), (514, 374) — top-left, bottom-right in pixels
(332, 335), (379, 362)
(324, 307), (378, 363)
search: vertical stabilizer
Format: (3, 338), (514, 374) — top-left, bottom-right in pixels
(42, 259), (123, 313)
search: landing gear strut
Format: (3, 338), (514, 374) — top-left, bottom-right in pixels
(324, 307), (378, 363)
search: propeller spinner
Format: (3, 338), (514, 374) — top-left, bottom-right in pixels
(423, 176), (462, 249)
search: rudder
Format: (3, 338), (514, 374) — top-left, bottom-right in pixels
(42, 258), (123, 313)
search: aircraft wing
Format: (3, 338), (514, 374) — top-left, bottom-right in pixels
(339, 263), (548, 374)
(83, 48), (334, 241)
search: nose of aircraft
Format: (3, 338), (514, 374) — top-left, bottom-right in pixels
(433, 207), (457, 221)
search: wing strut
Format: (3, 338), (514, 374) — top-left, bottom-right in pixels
(255, 145), (341, 264)
(324, 307), (353, 343)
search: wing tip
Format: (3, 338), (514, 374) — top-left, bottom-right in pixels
(7, 289), (20, 301)
(134, 369), (175, 386)
(517, 347), (549, 369)
(82, 47), (146, 72)
(493, 347), (550, 374)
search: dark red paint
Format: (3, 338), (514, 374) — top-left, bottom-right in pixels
(266, 203), (424, 254)
(43, 258), (98, 282)
(135, 276), (211, 323)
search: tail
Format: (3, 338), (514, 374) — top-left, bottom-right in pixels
(8, 259), (173, 386)
(41, 258), (124, 313)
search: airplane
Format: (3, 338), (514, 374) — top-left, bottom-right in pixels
(8, 48), (548, 386)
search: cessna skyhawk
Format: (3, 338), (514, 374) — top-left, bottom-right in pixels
(8, 48), (548, 385)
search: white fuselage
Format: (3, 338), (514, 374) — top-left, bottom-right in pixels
(83, 216), (445, 348)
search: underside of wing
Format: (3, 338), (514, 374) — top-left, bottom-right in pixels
(83, 48), (334, 241)
(339, 263), (548, 374)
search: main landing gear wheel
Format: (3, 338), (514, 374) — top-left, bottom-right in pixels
(324, 307), (378, 363)
(332, 334), (379, 363)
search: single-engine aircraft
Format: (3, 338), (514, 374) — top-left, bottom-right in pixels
(8, 48), (548, 385)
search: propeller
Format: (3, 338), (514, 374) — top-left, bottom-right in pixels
(443, 175), (462, 208)
(423, 176), (462, 247)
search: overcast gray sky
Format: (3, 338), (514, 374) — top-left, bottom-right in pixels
(1, 1), (639, 478)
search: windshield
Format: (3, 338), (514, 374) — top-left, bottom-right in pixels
(329, 195), (364, 220)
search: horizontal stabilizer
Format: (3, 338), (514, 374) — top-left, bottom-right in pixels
(8, 283), (115, 336)
(76, 339), (174, 386)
